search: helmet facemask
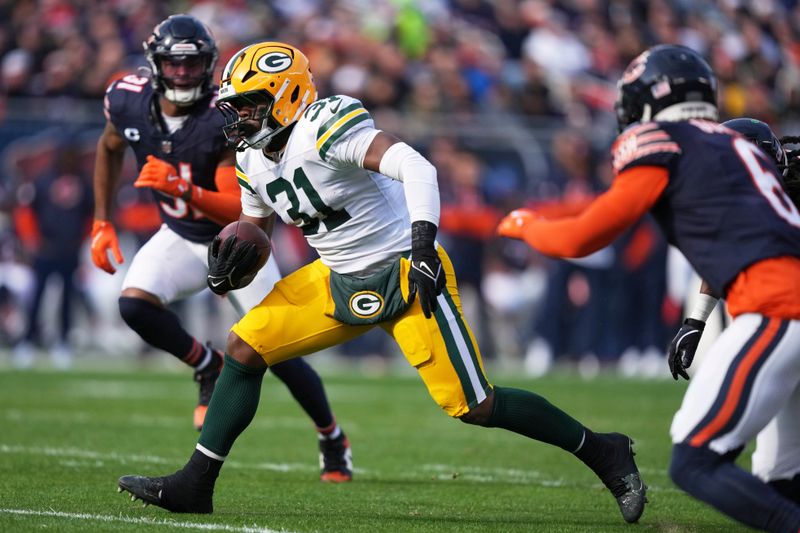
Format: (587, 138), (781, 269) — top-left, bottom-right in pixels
(756, 134), (789, 176)
(151, 53), (214, 106)
(757, 132), (788, 176)
(217, 91), (286, 151)
(216, 42), (317, 152)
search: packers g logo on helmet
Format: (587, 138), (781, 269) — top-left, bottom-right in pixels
(216, 42), (317, 151)
(256, 52), (292, 73)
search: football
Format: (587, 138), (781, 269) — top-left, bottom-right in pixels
(217, 220), (271, 286)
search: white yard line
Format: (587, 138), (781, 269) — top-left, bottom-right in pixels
(0, 444), (173, 465)
(2, 408), (319, 431)
(0, 444), (317, 473)
(0, 508), (290, 532)
(0, 442), (679, 491)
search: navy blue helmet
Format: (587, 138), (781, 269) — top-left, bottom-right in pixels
(723, 118), (788, 176)
(144, 15), (218, 106)
(616, 45), (718, 131)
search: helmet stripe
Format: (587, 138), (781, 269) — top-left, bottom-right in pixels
(290, 89), (313, 123)
(272, 78), (292, 103)
(222, 50), (245, 81)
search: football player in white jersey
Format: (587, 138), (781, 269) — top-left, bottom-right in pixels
(117, 41), (647, 523)
(91, 16), (353, 482)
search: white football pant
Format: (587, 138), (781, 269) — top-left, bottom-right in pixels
(122, 224), (279, 317)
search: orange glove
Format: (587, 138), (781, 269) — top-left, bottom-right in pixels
(134, 155), (191, 198)
(91, 220), (124, 274)
(496, 208), (540, 240)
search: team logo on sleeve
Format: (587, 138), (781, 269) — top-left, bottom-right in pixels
(349, 291), (384, 318)
(611, 122), (680, 173)
(256, 52), (292, 73)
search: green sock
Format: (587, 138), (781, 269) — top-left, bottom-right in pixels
(486, 386), (585, 452)
(198, 354), (266, 457)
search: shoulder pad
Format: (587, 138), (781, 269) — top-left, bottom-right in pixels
(104, 74), (152, 121)
(302, 95), (372, 160)
(234, 158), (258, 196)
(611, 122), (681, 174)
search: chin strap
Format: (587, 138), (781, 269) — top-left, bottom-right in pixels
(164, 86), (205, 106)
(653, 102), (718, 122)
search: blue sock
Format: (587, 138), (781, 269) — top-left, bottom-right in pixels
(270, 358), (334, 429)
(119, 296), (204, 366)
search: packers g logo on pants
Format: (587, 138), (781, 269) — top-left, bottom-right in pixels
(349, 291), (383, 319)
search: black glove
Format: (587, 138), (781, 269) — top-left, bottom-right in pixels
(407, 221), (446, 319)
(207, 234), (260, 295)
(667, 318), (706, 380)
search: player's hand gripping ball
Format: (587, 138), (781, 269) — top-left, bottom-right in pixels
(207, 221), (271, 295)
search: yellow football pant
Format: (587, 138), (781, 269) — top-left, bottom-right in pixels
(232, 246), (492, 417)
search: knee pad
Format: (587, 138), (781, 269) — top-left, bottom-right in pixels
(118, 296), (161, 332)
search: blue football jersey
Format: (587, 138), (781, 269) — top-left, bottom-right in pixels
(104, 74), (230, 243)
(611, 119), (800, 295)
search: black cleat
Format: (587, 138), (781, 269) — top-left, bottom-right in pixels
(193, 345), (223, 431)
(319, 431), (353, 482)
(118, 472), (213, 514)
(593, 433), (648, 523)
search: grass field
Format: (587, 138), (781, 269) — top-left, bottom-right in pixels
(0, 359), (753, 532)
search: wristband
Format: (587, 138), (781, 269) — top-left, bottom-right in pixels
(684, 317), (707, 330)
(92, 219), (113, 232)
(181, 184), (194, 203)
(688, 293), (719, 322)
(411, 220), (437, 251)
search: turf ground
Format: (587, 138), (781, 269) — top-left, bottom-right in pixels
(0, 360), (753, 532)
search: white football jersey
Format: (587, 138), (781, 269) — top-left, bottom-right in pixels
(236, 95), (412, 276)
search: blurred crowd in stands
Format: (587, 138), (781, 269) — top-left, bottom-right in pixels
(0, 0), (797, 375)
